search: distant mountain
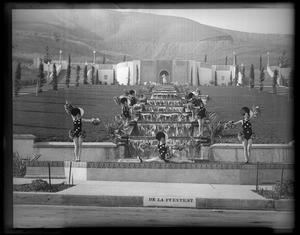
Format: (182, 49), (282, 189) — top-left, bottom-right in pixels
(12, 9), (293, 69)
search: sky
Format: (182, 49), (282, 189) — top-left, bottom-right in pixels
(115, 4), (294, 35)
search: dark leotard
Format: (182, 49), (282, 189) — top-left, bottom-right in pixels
(70, 118), (86, 139)
(192, 98), (206, 119)
(129, 97), (138, 106)
(158, 143), (168, 161)
(122, 106), (131, 118)
(242, 119), (253, 140)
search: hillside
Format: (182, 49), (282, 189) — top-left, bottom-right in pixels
(12, 9), (293, 69)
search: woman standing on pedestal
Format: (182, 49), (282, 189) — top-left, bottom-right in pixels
(231, 107), (257, 164)
(187, 92), (207, 136)
(64, 101), (100, 162)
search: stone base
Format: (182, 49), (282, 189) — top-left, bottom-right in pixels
(24, 161), (294, 185)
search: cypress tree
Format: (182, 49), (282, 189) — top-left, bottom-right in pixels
(91, 65), (95, 84)
(95, 69), (99, 84)
(273, 69), (278, 94)
(75, 65), (80, 87)
(136, 65), (139, 85)
(190, 67), (193, 86)
(249, 64), (255, 89)
(229, 71), (233, 86)
(259, 67), (265, 93)
(113, 69), (116, 85)
(83, 64), (88, 84)
(197, 67), (200, 86)
(44, 46), (51, 64)
(288, 68), (293, 101)
(37, 62), (45, 93)
(241, 65), (245, 86)
(214, 71), (218, 86)
(234, 65), (239, 86)
(52, 63), (57, 91)
(103, 55), (106, 64)
(14, 62), (21, 96)
(127, 67), (130, 85)
(225, 56), (228, 65)
(278, 50), (289, 68)
(204, 54), (207, 63)
(66, 54), (71, 87)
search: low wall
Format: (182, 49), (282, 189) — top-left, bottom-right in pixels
(24, 161), (294, 185)
(211, 144), (294, 163)
(13, 135), (125, 162)
(13, 135), (294, 163)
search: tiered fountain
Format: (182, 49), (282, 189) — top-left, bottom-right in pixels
(127, 85), (210, 161)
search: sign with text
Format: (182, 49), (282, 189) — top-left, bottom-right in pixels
(144, 196), (196, 208)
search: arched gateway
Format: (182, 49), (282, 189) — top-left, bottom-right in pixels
(158, 70), (170, 84)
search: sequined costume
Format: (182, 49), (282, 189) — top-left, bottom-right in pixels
(192, 98), (206, 119)
(239, 119), (256, 141)
(69, 118), (86, 139)
(158, 143), (168, 162)
(122, 105), (131, 119)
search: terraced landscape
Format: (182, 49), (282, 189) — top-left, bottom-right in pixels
(13, 84), (293, 143)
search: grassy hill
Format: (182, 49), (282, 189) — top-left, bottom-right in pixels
(13, 85), (293, 143)
(12, 9), (293, 70)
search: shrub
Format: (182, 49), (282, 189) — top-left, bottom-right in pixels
(273, 179), (294, 199)
(205, 111), (226, 144)
(13, 152), (41, 177)
(255, 179), (294, 199)
(13, 179), (74, 192)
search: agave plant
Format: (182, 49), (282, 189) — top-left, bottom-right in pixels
(13, 152), (41, 177)
(205, 111), (226, 144)
(189, 136), (202, 155)
(104, 115), (126, 144)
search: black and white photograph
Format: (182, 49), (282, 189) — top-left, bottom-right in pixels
(4, 2), (295, 232)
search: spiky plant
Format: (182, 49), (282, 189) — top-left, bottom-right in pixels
(13, 152), (41, 177)
(205, 111), (226, 144)
(104, 115), (126, 144)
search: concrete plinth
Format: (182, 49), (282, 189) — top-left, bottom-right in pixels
(24, 161), (294, 185)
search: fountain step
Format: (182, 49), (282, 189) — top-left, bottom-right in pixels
(144, 107), (186, 112)
(135, 121), (198, 124)
(140, 111), (190, 114)
(129, 136), (210, 140)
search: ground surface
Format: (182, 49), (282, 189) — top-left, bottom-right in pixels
(13, 85), (293, 143)
(12, 205), (294, 230)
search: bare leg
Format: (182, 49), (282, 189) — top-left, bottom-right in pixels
(78, 136), (83, 161)
(73, 137), (79, 161)
(124, 117), (129, 127)
(198, 118), (204, 136)
(197, 118), (201, 135)
(168, 158), (195, 163)
(142, 156), (165, 162)
(242, 140), (248, 163)
(247, 138), (253, 162)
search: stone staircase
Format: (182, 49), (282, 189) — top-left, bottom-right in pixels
(127, 85), (210, 160)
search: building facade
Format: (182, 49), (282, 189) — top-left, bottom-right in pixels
(110, 59), (235, 86)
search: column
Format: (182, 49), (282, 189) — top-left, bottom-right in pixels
(59, 50), (62, 65)
(93, 50), (96, 65)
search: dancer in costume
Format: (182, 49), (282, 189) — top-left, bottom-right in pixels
(120, 97), (131, 127)
(137, 131), (170, 163)
(187, 92), (207, 136)
(64, 101), (100, 162)
(231, 107), (258, 163)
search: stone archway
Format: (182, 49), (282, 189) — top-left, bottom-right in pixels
(158, 70), (170, 84)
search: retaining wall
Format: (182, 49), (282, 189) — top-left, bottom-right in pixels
(211, 144), (294, 163)
(13, 134), (125, 162)
(13, 135), (294, 163)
